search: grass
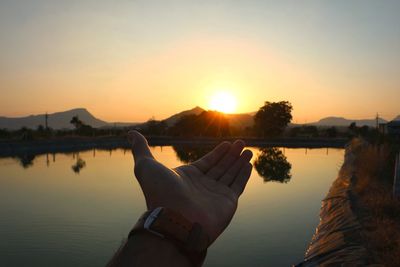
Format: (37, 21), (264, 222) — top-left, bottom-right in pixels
(351, 139), (400, 267)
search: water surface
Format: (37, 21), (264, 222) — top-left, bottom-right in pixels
(0, 146), (343, 266)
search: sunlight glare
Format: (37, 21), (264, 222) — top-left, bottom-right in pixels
(209, 91), (237, 113)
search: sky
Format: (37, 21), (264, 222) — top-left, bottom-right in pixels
(0, 0), (399, 123)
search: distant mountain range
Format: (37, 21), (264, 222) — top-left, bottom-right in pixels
(309, 116), (388, 127)
(163, 106), (205, 126)
(0, 108), (138, 130)
(136, 106), (254, 129)
(0, 107), (398, 130)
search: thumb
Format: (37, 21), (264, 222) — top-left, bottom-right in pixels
(127, 130), (154, 163)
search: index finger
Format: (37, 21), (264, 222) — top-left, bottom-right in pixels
(191, 141), (231, 173)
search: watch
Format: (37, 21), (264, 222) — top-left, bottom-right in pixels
(128, 207), (210, 266)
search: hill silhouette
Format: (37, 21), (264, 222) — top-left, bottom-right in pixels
(163, 107), (254, 128)
(0, 107), (208, 130)
(225, 113), (254, 128)
(164, 106), (205, 126)
(0, 108), (111, 130)
(310, 116), (387, 127)
(0, 107), (397, 130)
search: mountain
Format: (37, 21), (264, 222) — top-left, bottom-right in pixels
(226, 113), (254, 128)
(2, 106), (395, 130)
(0, 106), (252, 130)
(0, 108), (110, 130)
(135, 106), (254, 130)
(163, 106), (205, 126)
(163, 107), (254, 129)
(393, 115), (400, 121)
(311, 116), (387, 127)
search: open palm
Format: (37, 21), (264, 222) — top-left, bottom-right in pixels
(128, 131), (253, 244)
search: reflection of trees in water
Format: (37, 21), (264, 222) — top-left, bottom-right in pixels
(15, 154), (36, 168)
(172, 145), (214, 164)
(254, 147), (292, 183)
(71, 157), (86, 174)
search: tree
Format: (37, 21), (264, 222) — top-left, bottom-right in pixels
(71, 157), (86, 174)
(347, 122), (370, 138)
(145, 119), (168, 135)
(254, 147), (292, 183)
(169, 111), (230, 137)
(254, 101), (293, 137)
(326, 126), (338, 138)
(70, 116), (83, 129)
(18, 127), (33, 141)
(17, 154), (36, 168)
(0, 129), (10, 139)
(37, 125), (45, 132)
(172, 145), (214, 163)
(70, 116), (93, 136)
(358, 125), (369, 137)
(349, 122), (357, 131)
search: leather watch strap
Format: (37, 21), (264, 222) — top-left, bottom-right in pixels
(128, 207), (209, 266)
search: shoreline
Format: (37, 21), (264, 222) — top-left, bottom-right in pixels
(296, 140), (370, 266)
(0, 136), (347, 157)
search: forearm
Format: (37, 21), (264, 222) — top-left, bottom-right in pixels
(106, 231), (193, 267)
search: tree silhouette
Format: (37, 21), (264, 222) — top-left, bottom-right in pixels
(169, 111), (230, 137)
(254, 147), (292, 183)
(71, 157), (86, 174)
(289, 125), (319, 137)
(172, 145), (214, 163)
(145, 119), (168, 135)
(254, 101), (293, 137)
(70, 116), (83, 129)
(326, 126), (338, 138)
(15, 154), (36, 168)
(70, 116), (93, 136)
(18, 127), (33, 141)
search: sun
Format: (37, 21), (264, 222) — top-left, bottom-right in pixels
(209, 91), (237, 113)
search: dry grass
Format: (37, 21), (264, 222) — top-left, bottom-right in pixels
(351, 141), (400, 267)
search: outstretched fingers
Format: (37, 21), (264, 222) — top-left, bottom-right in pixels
(127, 130), (154, 164)
(207, 140), (245, 180)
(219, 149), (253, 186)
(230, 162), (253, 196)
(191, 141), (231, 173)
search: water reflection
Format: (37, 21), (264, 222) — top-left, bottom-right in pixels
(5, 148), (113, 171)
(172, 145), (213, 163)
(14, 154), (36, 168)
(8, 146), (294, 184)
(0, 146), (344, 267)
(173, 145), (293, 184)
(71, 157), (86, 174)
(254, 147), (292, 183)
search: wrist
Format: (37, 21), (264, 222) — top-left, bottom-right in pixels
(130, 231), (193, 267)
(107, 231), (192, 267)
(129, 207), (208, 266)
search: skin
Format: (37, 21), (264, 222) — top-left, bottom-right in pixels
(107, 131), (253, 266)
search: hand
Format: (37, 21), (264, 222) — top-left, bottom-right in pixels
(128, 131), (253, 244)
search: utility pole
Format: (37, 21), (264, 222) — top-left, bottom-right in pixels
(376, 113), (379, 130)
(45, 112), (49, 130)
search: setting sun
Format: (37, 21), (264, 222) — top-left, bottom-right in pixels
(209, 91), (237, 114)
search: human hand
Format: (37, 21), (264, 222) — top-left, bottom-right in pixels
(127, 131), (253, 244)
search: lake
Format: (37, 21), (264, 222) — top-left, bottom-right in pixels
(0, 146), (343, 267)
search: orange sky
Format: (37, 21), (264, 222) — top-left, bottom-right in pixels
(0, 1), (399, 122)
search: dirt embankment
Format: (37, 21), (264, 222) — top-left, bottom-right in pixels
(296, 140), (373, 266)
(297, 138), (400, 266)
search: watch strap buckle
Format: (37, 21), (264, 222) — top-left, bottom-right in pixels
(143, 207), (164, 238)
